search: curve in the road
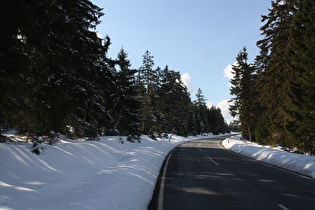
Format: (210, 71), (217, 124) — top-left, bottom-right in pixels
(149, 136), (315, 210)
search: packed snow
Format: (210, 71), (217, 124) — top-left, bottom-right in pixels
(222, 135), (315, 178)
(1, 133), (314, 209)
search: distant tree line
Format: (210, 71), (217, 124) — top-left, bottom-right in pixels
(136, 50), (227, 138)
(0, 0), (227, 141)
(229, 0), (314, 154)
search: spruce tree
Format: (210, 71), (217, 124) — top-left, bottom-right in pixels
(150, 66), (163, 135)
(194, 88), (210, 134)
(0, 0), (45, 133)
(112, 48), (142, 138)
(254, 0), (315, 152)
(1, 0), (112, 137)
(159, 66), (192, 135)
(284, 0), (315, 153)
(137, 51), (155, 135)
(256, 0), (295, 147)
(171, 72), (192, 136)
(138, 50), (155, 90)
(208, 106), (226, 135)
(229, 47), (257, 141)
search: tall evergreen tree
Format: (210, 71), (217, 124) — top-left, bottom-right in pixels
(208, 106), (227, 135)
(229, 47), (257, 141)
(137, 51), (155, 135)
(159, 67), (192, 136)
(112, 48), (142, 138)
(138, 50), (155, 90)
(1, 0), (112, 137)
(149, 66), (164, 135)
(195, 88), (207, 107)
(194, 88), (210, 134)
(1, 0), (44, 133)
(284, 0), (315, 153)
(256, 0), (296, 147)
(255, 0), (315, 153)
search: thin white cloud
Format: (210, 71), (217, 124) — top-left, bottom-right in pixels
(181, 72), (196, 95)
(181, 72), (234, 123)
(206, 99), (234, 123)
(223, 62), (237, 80)
(217, 99), (234, 123)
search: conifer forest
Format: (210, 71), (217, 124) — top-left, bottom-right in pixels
(229, 0), (314, 154)
(0, 0), (227, 141)
(1, 0), (314, 156)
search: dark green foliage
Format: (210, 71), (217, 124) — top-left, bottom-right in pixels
(136, 51), (228, 137)
(1, 1), (41, 133)
(229, 47), (258, 141)
(138, 50), (155, 90)
(255, 0), (296, 148)
(1, 1), (229, 140)
(254, 113), (271, 145)
(227, 122), (240, 133)
(137, 51), (156, 134)
(159, 67), (193, 136)
(256, 0), (315, 153)
(229, 0), (315, 154)
(208, 106), (227, 135)
(1, 0), (111, 138)
(284, 0), (315, 154)
(194, 88), (209, 134)
(112, 48), (143, 137)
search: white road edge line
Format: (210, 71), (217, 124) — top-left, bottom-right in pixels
(277, 204), (290, 210)
(158, 148), (176, 210)
(209, 157), (219, 166)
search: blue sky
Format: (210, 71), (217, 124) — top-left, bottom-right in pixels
(92, 0), (272, 122)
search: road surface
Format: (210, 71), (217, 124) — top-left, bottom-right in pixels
(149, 136), (315, 210)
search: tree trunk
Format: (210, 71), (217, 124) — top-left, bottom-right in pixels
(48, 109), (61, 133)
(248, 125), (252, 142)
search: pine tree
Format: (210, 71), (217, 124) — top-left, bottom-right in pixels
(254, 0), (315, 151)
(137, 51), (155, 135)
(160, 66), (177, 133)
(256, 0), (295, 147)
(171, 72), (192, 136)
(284, 0), (315, 153)
(194, 88), (209, 134)
(229, 47), (257, 141)
(1, 0), (112, 137)
(208, 106), (226, 135)
(0, 0), (45, 133)
(195, 88), (206, 107)
(158, 66), (192, 136)
(112, 48), (142, 138)
(138, 50), (155, 90)
(150, 66), (163, 135)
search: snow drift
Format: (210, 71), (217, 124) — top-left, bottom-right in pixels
(0, 134), (218, 209)
(1, 133), (314, 210)
(222, 135), (315, 178)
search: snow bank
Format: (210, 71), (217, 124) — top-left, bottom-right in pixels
(222, 135), (315, 178)
(3, 132), (311, 210)
(0, 133), (219, 210)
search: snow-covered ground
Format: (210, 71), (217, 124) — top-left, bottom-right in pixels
(0, 133), (220, 210)
(1, 133), (314, 210)
(222, 135), (315, 178)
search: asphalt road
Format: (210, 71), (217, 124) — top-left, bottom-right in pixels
(149, 136), (315, 210)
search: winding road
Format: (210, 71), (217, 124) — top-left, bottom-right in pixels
(149, 136), (315, 210)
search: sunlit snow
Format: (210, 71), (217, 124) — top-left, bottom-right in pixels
(0, 133), (313, 209)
